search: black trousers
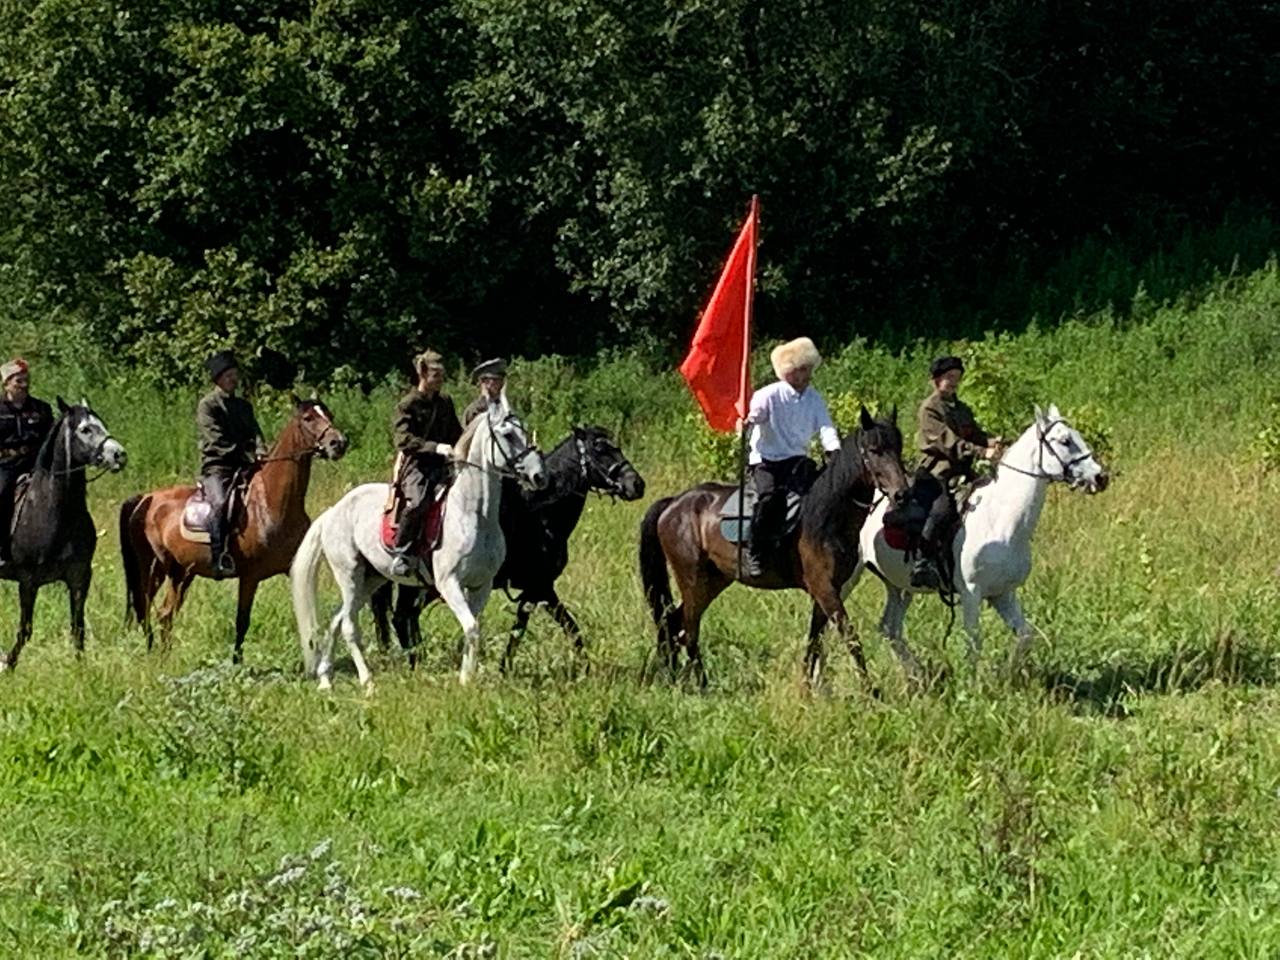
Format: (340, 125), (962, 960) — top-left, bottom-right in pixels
(922, 490), (956, 548)
(0, 464), (19, 559)
(750, 456), (809, 553)
(201, 469), (237, 557)
(395, 458), (450, 551)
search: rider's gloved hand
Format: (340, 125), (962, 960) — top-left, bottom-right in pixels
(435, 444), (454, 459)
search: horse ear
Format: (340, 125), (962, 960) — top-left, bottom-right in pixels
(859, 405), (875, 431)
(309, 388), (318, 401)
(888, 403), (898, 425)
(1047, 402), (1061, 421)
(56, 396), (69, 414)
(1033, 404), (1046, 427)
(80, 396), (89, 408)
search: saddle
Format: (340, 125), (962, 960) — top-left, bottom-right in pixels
(882, 475), (990, 555)
(180, 475), (248, 544)
(718, 487), (803, 545)
(380, 481), (448, 557)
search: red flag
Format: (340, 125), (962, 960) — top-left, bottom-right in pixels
(679, 196), (758, 432)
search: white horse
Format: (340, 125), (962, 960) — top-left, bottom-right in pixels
(290, 395), (546, 689)
(853, 404), (1108, 674)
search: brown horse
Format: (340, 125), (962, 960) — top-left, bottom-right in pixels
(639, 407), (909, 687)
(119, 397), (348, 660)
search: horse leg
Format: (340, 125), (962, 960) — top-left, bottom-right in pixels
(393, 585), (424, 662)
(961, 589), (983, 674)
(0, 581), (37, 672)
(546, 588), (585, 656)
(990, 592), (1034, 673)
(233, 577), (259, 665)
(500, 595), (535, 676)
(445, 577), (490, 685)
(141, 556), (164, 651)
(370, 581), (393, 650)
(676, 573), (728, 690)
(67, 568), (90, 655)
(880, 587), (923, 680)
(337, 567), (378, 689)
(157, 568), (193, 652)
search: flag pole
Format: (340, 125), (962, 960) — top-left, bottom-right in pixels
(736, 195), (759, 580)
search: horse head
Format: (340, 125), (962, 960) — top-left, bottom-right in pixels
(1027, 404), (1109, 493)
(55, 397), (127, 473)
(485, 403), (546, 492)
(855, 404), (909, 507)
(571, 424), (645, 501)
(290, 394), (349, 460)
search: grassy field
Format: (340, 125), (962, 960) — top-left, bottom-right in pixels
(4, 259), (1280, 956)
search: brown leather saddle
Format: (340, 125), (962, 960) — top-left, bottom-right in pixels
(180, 474), (249, 544)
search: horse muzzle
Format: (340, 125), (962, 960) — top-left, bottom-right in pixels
(100, 441), (128, 472)
(618, 469), (646, 501)
(322, 436), (350, 460)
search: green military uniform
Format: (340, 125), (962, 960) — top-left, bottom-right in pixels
(196, 349), (267, 574)
(918, 391), (989, 484)
(909, 355), (993, 590)
(392, 388), (462, 552)
(196, 386), (268, 476)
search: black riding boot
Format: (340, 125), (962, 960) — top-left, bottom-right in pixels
(203, 473), (236, 578)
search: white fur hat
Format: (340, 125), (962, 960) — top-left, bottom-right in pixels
(770, 337), (821, 379)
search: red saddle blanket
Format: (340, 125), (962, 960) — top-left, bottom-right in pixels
(381, 495), (446, 556)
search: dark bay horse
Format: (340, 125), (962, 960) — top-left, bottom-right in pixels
(639, 408), (908, 687)
(370, 424), (645, 671)
(0, 400), (127, 672)
(119, 397), (347, 660)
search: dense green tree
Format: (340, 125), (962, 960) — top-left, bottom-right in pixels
(1, 0), (1275, 383)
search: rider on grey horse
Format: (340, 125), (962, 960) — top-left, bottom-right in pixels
(911, 355), (1003, 590)
(742, 337), (841, 578)
(196, 350), (268, 578)
(0, 358), (54, 569)
(389, 348), (463, 578)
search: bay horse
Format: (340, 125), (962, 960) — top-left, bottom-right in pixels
(290, 394), (546, 689)
(369, 424), (646, 672)
(119, 397), (348, 659)
(855, 404), (1109, 675)
(0, 400), (127, 671)
(639, 407), (909, 687)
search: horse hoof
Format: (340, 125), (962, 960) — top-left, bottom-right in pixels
(317, 676), (333, 692)
(0, 656), (9, 674)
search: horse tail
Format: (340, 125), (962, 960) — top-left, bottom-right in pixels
(639, 496), (677, 631)
(290, 514), (327, 675)
(119, 494), (146, 627)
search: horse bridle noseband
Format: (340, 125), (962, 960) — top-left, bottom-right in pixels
(574, 433), (633, 498)
(56, 414), (119, 480)
(995, 419), (1095, 486)
(467, 412), (540, 480)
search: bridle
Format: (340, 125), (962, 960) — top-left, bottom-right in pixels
(457, 412), (541, 480)
(573, 431), (634, 499)
(54, 411), (120, 482)
(258, 404), (345, 463)
(995, 419), (1096, 486)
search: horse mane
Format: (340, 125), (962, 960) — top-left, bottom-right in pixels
(454, 408), (485, 461)
(33, 410), (71, 473)
(800, 415), (901, 543)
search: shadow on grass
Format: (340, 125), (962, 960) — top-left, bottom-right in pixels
(1041, 631), (1280, 717)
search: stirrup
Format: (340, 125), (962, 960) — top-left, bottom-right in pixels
(909, 558), (941, 591)
(212, 551), (236, 579)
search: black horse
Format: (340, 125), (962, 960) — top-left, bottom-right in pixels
(0, 400), (127, 671)
(371, 424), (645, 670)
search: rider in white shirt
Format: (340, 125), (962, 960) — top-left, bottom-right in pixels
(742, 337), (840, 577)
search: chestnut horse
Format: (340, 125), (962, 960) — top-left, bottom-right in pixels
(638, 408), (909, 687)
(119, 397), (348, 660)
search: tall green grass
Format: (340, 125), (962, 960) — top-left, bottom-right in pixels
(3, 259), (1280, 956)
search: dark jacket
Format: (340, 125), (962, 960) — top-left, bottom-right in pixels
(196, 386), (267, 474)
(462, 395), (494, 427)
(0, 395), (55, 471)
(393, 389), (462, 462)
(918, 392), (989, 482)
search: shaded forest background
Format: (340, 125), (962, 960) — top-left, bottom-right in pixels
(1, 0), (1277, 385)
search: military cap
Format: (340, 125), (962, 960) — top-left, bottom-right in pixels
(929, 355), (965, 379)
(471, 358), (508, 382)
(205, 350), (238, 382)
(413, 348), (444, 371)
(1, 357), (29, 383)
